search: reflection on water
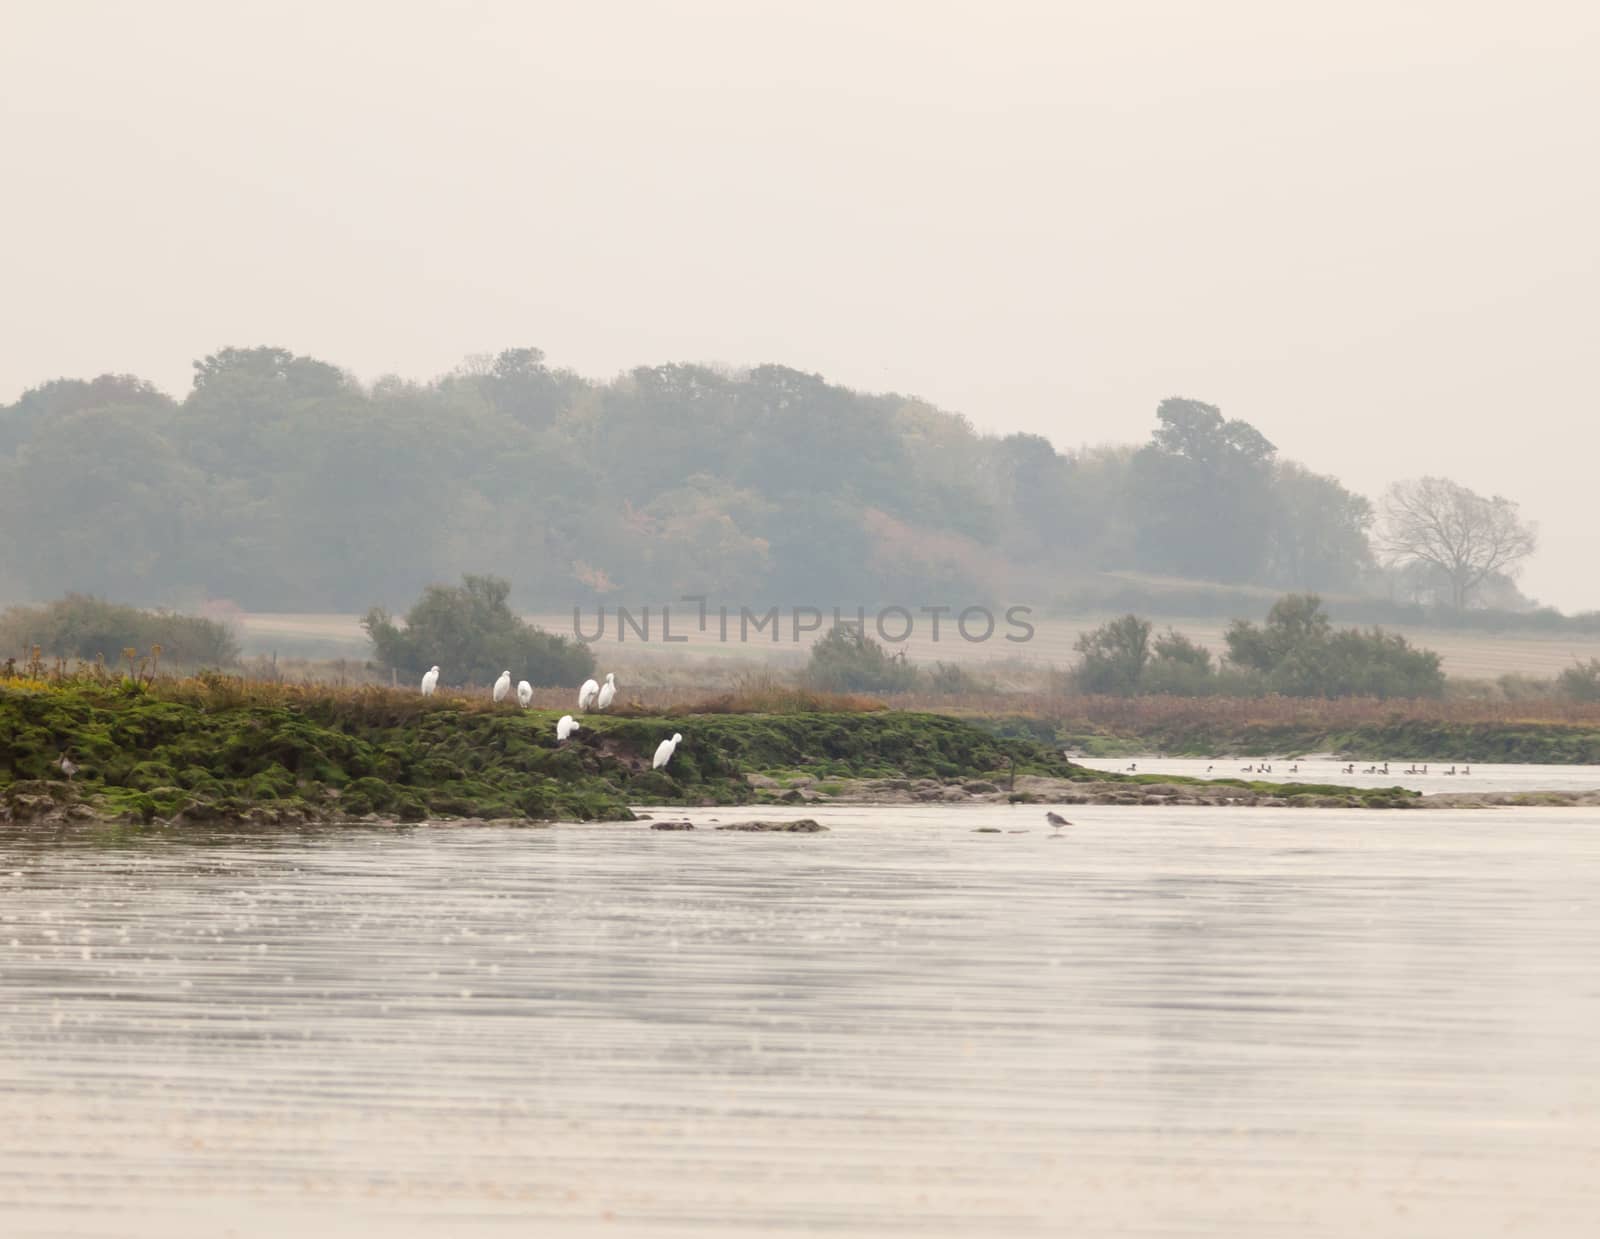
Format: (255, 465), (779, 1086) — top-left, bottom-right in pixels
(2, 806), (1599, 1237)
(1076, 756), (1600, 794)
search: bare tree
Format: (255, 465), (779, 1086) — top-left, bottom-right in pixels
(1378, 477), (1537, 610)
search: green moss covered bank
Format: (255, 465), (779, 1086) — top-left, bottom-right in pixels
(0, 685), (1082, 825)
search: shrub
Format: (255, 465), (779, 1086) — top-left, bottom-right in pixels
(923, 661), (991, 695)
(1224, 595), (1443, 699)
(364, 574), (594, 687)
(1557, 659), (1600, 702)
(0, 594), (239, 666)
(802, 625), (918, 693)
(1071, 614), (1151, 695)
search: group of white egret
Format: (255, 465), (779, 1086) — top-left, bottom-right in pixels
(418, 665), (680, 769)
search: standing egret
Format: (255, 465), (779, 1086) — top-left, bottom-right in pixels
(516, 680), (533, 708)
(420, 665), (440, 696)
(596, 672), (616, 710)
(556, 714), (580, 741)
(493, 671), (512, 702)
(652, 732), (683, 770)
(578, 678), (599, 711)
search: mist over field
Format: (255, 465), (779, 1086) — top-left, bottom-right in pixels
(5, 1), (1599, 612)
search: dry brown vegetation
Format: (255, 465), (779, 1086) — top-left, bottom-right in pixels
(930, 692), (1600, 729)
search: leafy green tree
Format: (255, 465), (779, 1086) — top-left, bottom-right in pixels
(802, 625), (918, 693)
(1153, 627), (1212, 670)
(1266, 462), (1375, 590)
(191, 346), (347, 399)
(0, 595), (239, 665)
(1557, 659), (1600, 702)
(1072, 614), (1152, 695)
(990, 432), (1071, 559)
(363, 575), (594, 686)
(1225, 593), (1332, 672)
(1129, 398), (1278, 583)
(479, 347), (584, 429)
(0, 374), (172, 454)
(1140, 627), (1219, 695)
(1225, 594), (1442, 698)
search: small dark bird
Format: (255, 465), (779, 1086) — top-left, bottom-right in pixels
(1045, 811), (1071, 829)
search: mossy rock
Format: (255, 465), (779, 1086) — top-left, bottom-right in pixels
(345, 776), (398, 813)
(248, 766), (296, 800)
(126, 759), (178, 789)
(627, 770), (679, 798)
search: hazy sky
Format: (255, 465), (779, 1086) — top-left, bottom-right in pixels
(5, 1), (1597, 606)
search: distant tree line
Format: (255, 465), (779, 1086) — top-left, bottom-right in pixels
(0, 346), (1539, 614)
(0, 595), (239, 667)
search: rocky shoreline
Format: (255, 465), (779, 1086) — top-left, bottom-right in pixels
(8, 772), (1599, 833)
(751, 772), (1600, 811)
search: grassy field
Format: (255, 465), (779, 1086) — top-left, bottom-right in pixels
(236, 609), (1600, 682)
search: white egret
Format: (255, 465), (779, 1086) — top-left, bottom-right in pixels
(578, 678), (599, 711)
(556, 714), (580, 741)
(596, 672), (616, 710)
(493, 671), (512, 702)
(652, 732), (683, 770)
(516, 680), (533, 708)
(420, 665), (440, 696)
(58, 752), (77, 780)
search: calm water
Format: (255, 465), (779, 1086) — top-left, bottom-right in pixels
(1076, 756), (1600, 794)
(3, 805), (1599, 1238)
